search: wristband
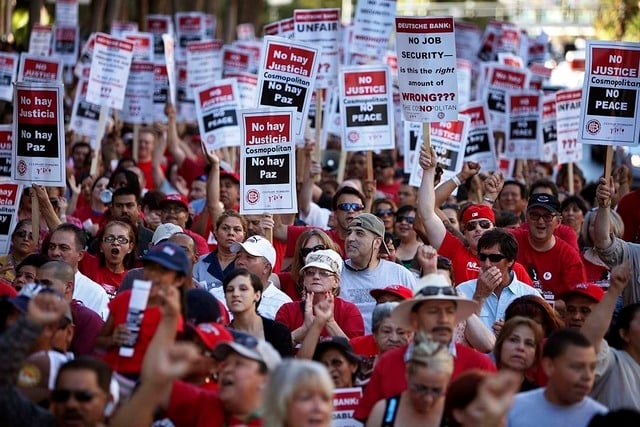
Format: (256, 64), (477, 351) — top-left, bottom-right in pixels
(451, 175), (462, 187)
(482, 196), (495, 204)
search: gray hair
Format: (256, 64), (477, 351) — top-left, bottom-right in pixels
(372, 302), (399, 333)
(262, 359), (333, 427)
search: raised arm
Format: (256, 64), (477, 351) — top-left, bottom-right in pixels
(594, 176), (614, 249)
(417, 145), (446, 250)
(191, 145), (223, 237)
(298, 141), (320, 217)
(164, 103), (186, 167)
(434, 161), (481, 207)
(151, 125), (169, 190)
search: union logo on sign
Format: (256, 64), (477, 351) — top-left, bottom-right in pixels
(17, 160), (27, 176)
(586, 119), (601, 135)
(246, 189), (259, 205)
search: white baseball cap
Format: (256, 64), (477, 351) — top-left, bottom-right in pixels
(231, 235), (277, 267)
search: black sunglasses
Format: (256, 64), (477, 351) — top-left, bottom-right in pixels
(464, 220), (492, 231)
(396, 215), (415, 224)
(478, 253), (508, 262)
(416, 286), (457, 297)
(301, 244), (327, 258)
(51, 389), (100, 403)
(375, 208), (395, 217)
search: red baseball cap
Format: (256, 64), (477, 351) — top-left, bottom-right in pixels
(559, 282), (605, 303)
(187, 322), (233, 352)
(462, 204), (495, 224)
(160, 193), (189, 210)
(220, 170), (240, 184)
(370, 284), (414, 302)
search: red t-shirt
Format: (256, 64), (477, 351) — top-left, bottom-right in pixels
(517, 222), (579, 252)
(275, 297), (365, 339)
(353, 343), (496, 421)
(177, 156), (207, 187)
(0, 281), (17, 297)
(350, 334), (379, 357)
(276, 271), (300, 301)
(617, 190), (640, 243)
(73, 205), (105, 226)
(439, 231), (533, 286)
(79, 253), (128, 298)
(102, 291), (183, 375)
(284, 225), (345, 258)
(167, 380), (225, 427)
(583, 254), (609, 283)
(377, 181), (401, 205)
(509, 228), (586, 296)
(136, 160), (156, 190)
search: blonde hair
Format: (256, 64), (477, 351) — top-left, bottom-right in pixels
(581, 209), (624, 247)
(262, 360), (334, 427)
(407, 331), (454, 377)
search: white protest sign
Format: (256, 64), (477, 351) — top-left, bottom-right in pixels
(505, 90), (543, 159)
(12, 82), (66, 186)
(240, 109), (297, 214)
(53, 25), (79, 66)
(237, 23), (256, 41)
(326, 87), (342, 136)
(455, 21), (482, 62)
(74, 33), (95, 80)
(294, 8), (341, 89)
(176, 61), (196, 121)
(0, 182), (22, 255)
(257, 37), (319, 141)
(86, 33), (134, 110)
(234, 41), (262, 74)
(459, 102), (498, 171)
(146, 15), (174, 58)
(175, 12), (206, 60)
(226, 72), (258, 109)
(123, 32), (154, 62)
(28, 24), (53, 56)
(55, 0), (79, 27)
(0, 126), (12, 179)
(339, 65), (395, 152)
(122, 61), (155, 124)
(579, 40), (640, 146)
(162, 34), (177, 105)
(223, 46), (252, 75)
(69, 79), (101, 141)
(264, 18), (295, 40)
(153, 63), (170, 122)
(403, 120), (421, 173)
(350, 0), (396, 61)
(541, 94), (557, 162)
(556, 88), (583, 164)
(111, 21), (138, 39)
(456, 58), (472, 106)
(195, 78), (241, 150)
(187, 39), (224, 89)
(0, 53), (18, 101)
(395, 16), (458, 122)
(18, 53), (63, 83)
(332, 387), (364, 427)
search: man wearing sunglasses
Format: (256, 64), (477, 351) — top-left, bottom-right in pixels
(456, 229), (542, 332)
(354, 273), (495, 422)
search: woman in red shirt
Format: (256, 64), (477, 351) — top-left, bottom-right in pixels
(73, 175), (110, 232)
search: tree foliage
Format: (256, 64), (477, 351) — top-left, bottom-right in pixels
(594, 0), (639, 40)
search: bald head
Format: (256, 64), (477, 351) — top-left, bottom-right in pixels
(37, 260), (75, 300)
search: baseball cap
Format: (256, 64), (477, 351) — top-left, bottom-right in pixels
(301, 249), (343, 275)
(462, 204), (495, 224)
(313, 336), (360, 364)
(220, 169), (240, 184)
(151, 223), (183, 245)
(160, 194), (190, 211)
(370, 284), (414, 302)
(185, 288), (223, 325)
(348, 213), (389, 254)
(213, 331), (281, 372)
(231, 235), (276, 267)
(527, 193), (561, 214)
(187, 322), (233, 352)
(558, 282), (605, 303)
(142, 242), (190, 276)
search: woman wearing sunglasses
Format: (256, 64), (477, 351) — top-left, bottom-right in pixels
(372, 198), (397, 234)
(366, 332), (454, 427)
(394, 205), (422, 271)
(276, 249), (364, 346)
(0, 220), (37, 285)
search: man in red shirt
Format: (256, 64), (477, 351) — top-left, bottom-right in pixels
(159, 194), (209, 255)
(353, 274), (496, 422)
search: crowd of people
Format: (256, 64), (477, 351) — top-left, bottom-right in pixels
(1, 57), (640, 426)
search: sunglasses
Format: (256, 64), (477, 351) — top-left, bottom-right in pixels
(416, 286), (457, 297)
(478, 253), (507, 262)
(375, 208), (395, 217)
(396, 215), (415, 224)
(14, 229), (34, 240)
(301, 244), (327, 258)
(337, 203), (365, 212)
(464, 220), (492, 231)
(51, 389), (101, 403)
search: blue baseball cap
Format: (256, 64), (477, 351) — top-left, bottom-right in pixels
(142, 242), (190, 276)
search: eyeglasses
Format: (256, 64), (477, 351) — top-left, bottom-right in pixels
(478, 253), (507, 262)
(464, 220), (492, 231)
(301, 244), (327, 258)
(162, 206), (187, 214)
(416, 286), (457, 297)
(396, 215), (415, 224)
(103, 235), (130, 244)
(337, 203), (365, 212)
(527, 211), (558, 223)
(51, 389), (101, 403)
(303, 268), (335, 278)
(375, 208), (395, 217)
(408, 382), (444, 397)
(14, 229), (33, 240)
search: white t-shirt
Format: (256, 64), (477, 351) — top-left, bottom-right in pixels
(257, 282), (293, 320)
(73, 271), (110, 320)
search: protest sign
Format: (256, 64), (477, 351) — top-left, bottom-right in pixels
(111, 21), (138, 39)
(123, 32), (154, 62)
(339, 65), (395, 151)
(204, 14), (217, 40)
(153, 63), (170, 122)
(579, 40), (640, 147)
(350, 0), (396, 62)
(74, 33), (95, 80)
(326, 87), (342, 136)
(146, 15), (174, 58)
(332, 387), (364, 427)
(294, 8), (341, 89)
(240, 109), (297, 214)
(226, 72), (258, 109)
(455, 21), (482, 62)
(0, 126), (11, 178)
(176, 61), (196, 122)
(162, 34), (177, 105)
(556, 88), (583, 164)
(69, 79), (101, 140)
(456, 58), (472, 106)
(263, 18), (295, 40)
(395, 16), (458, 122)
(257, 37), (319, 142)
(505, 90), (542, 159)
(122, 61), (155, 124)
(12, 82), (65, 186)
(195, 78), (241, 150)
(55, 0), (79, 27)
(0, 53), (18, 101)
(0, 182), (22, 255)
(28, 24), (52, 56)
(237, 23), (256, 41)
(459, 102), (498, 171)
(53, 25), (79, 66)
(541, 94), (557, 162)
(403, 120), (421, 173)
(187, 39), (224, 90)
(86, 33), (134, 110)
(223, 46), (252, 75)
(234, 41), (262, 74)
(18, 54), (63, 83)
(175, 12), (206, 60)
